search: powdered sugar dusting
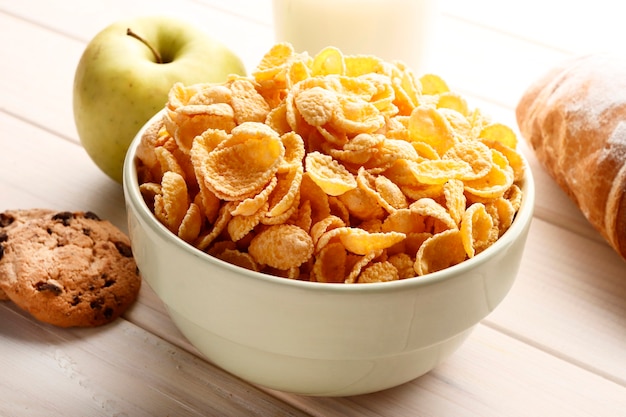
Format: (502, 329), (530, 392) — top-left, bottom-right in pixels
(563, 54), (626, 139)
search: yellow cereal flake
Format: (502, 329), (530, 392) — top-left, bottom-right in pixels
(195, 202), (233, 250)
(344, 250), (383, 283)
(344, 55), (387, 77)
(337, 186), (386, 221)
(410, 198), (458, 233)
(479, 122), (518, 149)
(356, 168), (407, 214)
(312, 241), (347, 283)
(437, 91), (469, 116)
(357, 261), (399, 283)
(415, 229), (466, 275)
(388, 253), (417, 279)
(248, 225), (314, 269)
(231, 177), (277, 217)
(408, 105), (456, 155)
(295, 86), (339, 126)
(178, 203), (203, 243)
(305, 151), (357, 196)
(311, 46), (346, 76)
(199, 123), (285, 200)
(267, 165), (303, 217)
(443, 179), (466, 225)
(159, 171), (189, 233)
(214, 248), (259, 272)
(230, 78), (271, 124)
(228, 202), (269, 242)
(337, 228), (406, 255)
(410, 159), (474, 185)
(460, 203), (496, 258)
(443, 140), (493, 181)
(419, 73), (449, 96)
(278, 131), (306, 172)
(310, 215), (346, 246)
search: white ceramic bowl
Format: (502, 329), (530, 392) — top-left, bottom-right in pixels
(123, 115), (535, 397)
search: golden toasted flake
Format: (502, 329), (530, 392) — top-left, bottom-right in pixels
(357, 261), (399, 283)
(178, 202), (203, 243)
(159, 171), (189, 233)
(228, 202), (269, 241)
(444, 179), (466, 225)
(408, 105), (456, 156)
(344, 250), (383, 283)
(200, 122), (285, 200)
(305, 151), (356, 196)
(312, 242), (347, 283)
(215, 248), (259, 272)
(415, 229), (466, 275)
(311, 46), (346, 76)
(248, 224), (314, 269)
(230, 78), (271, 124)
(231, 177), (278, 217)
(460, 203), (497, 258)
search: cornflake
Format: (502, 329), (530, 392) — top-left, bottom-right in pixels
(136, 42), (526, 283)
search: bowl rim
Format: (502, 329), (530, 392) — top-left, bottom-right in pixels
(123, 111), (535, 294)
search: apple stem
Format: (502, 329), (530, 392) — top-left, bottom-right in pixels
(126, 28), (163, 64)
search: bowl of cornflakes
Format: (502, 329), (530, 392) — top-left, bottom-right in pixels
(123, 43), (535, 396)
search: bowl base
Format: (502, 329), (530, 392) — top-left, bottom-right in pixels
(167, 306), (474, 396)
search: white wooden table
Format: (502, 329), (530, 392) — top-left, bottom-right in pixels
(1, 1), (625, 415)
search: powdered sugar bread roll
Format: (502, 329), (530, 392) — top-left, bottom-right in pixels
(516, 54), (626, 260)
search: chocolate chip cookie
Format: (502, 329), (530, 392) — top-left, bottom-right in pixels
(0, 210), (141, 327)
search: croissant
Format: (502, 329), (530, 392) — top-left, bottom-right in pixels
(515, 53), (626, 260)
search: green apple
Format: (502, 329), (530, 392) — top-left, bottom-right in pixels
(73, 15), (246, 183)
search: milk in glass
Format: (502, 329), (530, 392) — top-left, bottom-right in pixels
(272, 0), (439, 74)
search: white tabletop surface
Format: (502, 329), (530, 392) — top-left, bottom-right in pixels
(1, 1), (625, 416)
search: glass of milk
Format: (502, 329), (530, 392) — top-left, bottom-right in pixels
(272, 0), (440, 74)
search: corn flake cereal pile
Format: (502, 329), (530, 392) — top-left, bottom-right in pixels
(135, 43), (525, 283)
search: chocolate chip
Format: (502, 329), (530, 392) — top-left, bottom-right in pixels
(35, 281), (63, 295)
(103, 307), (114, 319)
(114, 241), (133, 258)
(0, 244), (4, 262)
(90, 298), (103, 310)
(101, 273), (115, 288)
(71, 295), (81, 306)
(84, 211), (101, 221)
(0, 231), (7, 243)
(0, 213), (15, 228)
(82, 228), (92, 236)
(52, 211), (74, 226)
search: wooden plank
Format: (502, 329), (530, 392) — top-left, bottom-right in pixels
(0, 112), (127, 231)
(485, 217), (626, 384)
(0, 13), (83, 143)
(266, 325), (626, 417)
(124, 283), (202, 356)
(0, 303), (308, 417)
(442, 0), (626, 56)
